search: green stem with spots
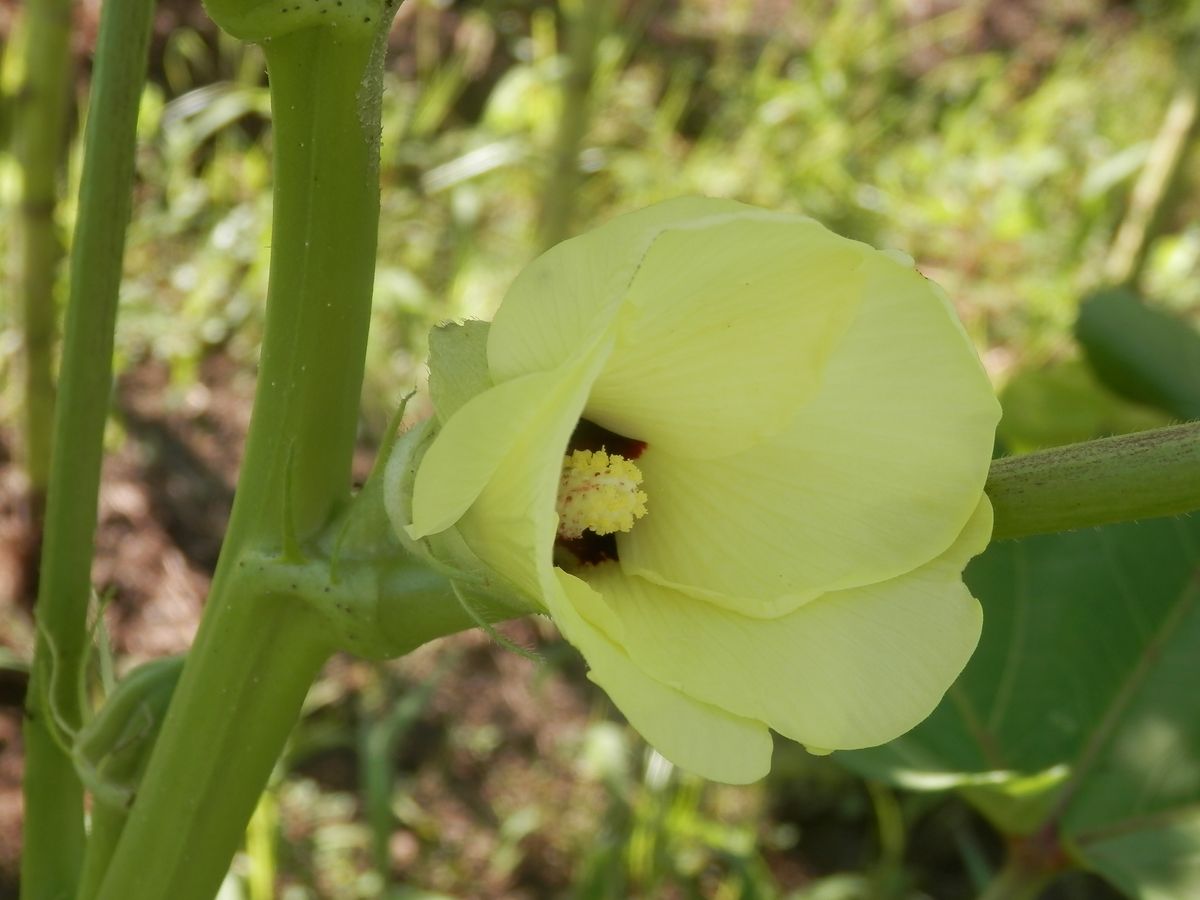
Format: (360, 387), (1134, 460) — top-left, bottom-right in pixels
(987, 422), (1200, 541)
(93, 25), (390, 900)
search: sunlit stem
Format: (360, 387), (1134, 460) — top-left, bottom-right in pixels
(245, 783), (280, 900)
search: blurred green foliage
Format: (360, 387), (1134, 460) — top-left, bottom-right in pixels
(5, 0), (1200, 897)
(6, 0), (1197, 425)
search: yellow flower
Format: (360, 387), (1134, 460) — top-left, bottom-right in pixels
(401, 197), (1000, 783)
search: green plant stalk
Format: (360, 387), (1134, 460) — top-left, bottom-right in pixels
(93, 27), (389, 900)
(76, 804), (126, 900)
(96, 588), (331, 900)
(19, 0), (154, 895)
(245, 781), (279, 900)
(987, 422), (1200, 541)
(12, 0), (73, 502)
(1103, 44), (1200, 287)
(537, 0), (610, 249)
(74, 655), (184, 900)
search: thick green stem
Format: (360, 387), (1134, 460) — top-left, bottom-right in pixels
(12, 0), (73, 499)
(95, 589), (331, 900)
(222, 32), (385, 549)
(19, 0), (154, 896)
(94, 26), (390, 900)
(987, 422), (1200, 541)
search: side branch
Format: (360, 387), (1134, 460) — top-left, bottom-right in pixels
(987, 422), (1200, 541)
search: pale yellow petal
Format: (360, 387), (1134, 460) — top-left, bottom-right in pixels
(583, 217), (866, 457)
(409, 330), (613, 547)
(442, 333), (617, 597)
(408, 372), (562, 539)
(547, 569), (773, 784)
(488, 197), (753, 383)
(619, 253), (1000, 614)
(591, 499), (992, 751)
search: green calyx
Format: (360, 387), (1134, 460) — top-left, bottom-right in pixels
(375, 320), (539, 623)
(380, 418), (536, 617)
(235, 548), (472, 661)
(235, 380), (529, 660)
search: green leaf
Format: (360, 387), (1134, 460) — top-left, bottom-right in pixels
(427, 319), (491, 423)
(997, 359), (1169, 453)
(839, 516), (1200, 897)
(1076, 288), (1200, 420)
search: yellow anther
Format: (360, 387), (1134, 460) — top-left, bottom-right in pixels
(556, 449), (648, 540)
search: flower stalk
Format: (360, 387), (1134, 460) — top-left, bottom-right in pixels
(987, 421), (1200, 541)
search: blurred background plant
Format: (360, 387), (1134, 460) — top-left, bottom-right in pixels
(2, 0), (1200, 897)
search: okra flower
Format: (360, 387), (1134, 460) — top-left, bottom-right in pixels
(399, 198), (1000, 784)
